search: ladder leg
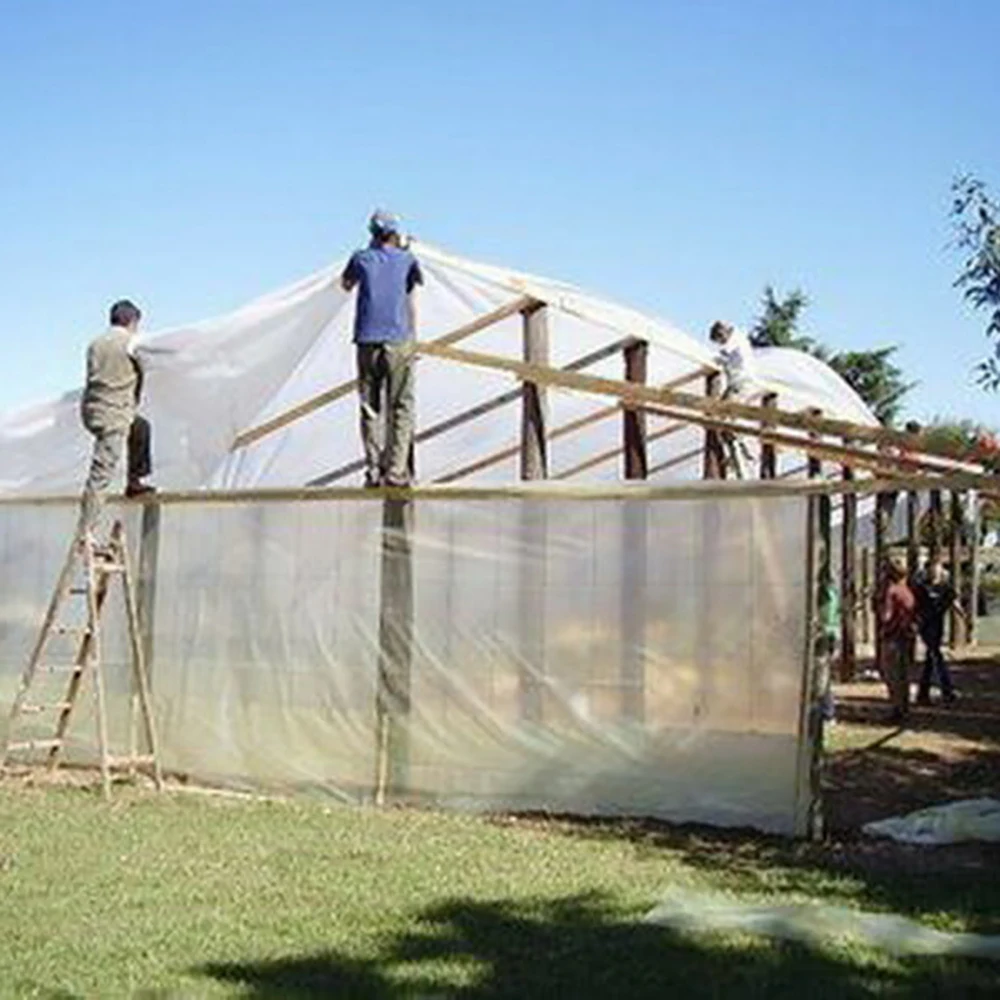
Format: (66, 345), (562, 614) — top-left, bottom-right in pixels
(1, 535), (81, 769)
(118, 524), (163, 791)
(84, 540), (112, 801)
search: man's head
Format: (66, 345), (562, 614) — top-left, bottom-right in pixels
(886, 554), (908, 582)
(109, 299), (142, 331)
(927, 559), (948, 584)
(368, 210), (403, 247)
(709, 320), (733, 345)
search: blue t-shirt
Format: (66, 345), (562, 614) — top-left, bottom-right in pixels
(342, 245), (423, 344)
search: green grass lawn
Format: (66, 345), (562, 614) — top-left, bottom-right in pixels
(0, 786), (998, 999)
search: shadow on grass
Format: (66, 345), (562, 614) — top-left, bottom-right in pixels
(196, 893), (998, 999)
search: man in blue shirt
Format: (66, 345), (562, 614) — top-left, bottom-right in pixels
(341, 211), (423, 487)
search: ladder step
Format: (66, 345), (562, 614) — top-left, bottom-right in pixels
(20, 702), (73, 715)
(53, 625), (90, 636)
(94, 563), (125, 574)
(6, 738), (62, 752)
(40, 663), (85, 675)
(108, 754), (156, 768)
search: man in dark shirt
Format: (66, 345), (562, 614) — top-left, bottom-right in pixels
(879, 555), (917, 722)
(340, 210), (423, 488)
(914, 560), (966, 705)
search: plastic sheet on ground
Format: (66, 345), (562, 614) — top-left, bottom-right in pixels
(863, 799), (1000, 846)
(644, 891), (1000, 960)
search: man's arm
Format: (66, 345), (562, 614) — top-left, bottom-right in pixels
(340, 253), (360, 292)
(406, 257), (423, 337)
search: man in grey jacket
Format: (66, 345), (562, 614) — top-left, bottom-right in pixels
(79, 299), (153, 533)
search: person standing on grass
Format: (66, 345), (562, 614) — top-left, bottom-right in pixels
(914, 559), (967, 706)
(79, 299), (154, 535)
(879, 555), (918, 722)
(341, 210), (423, 488)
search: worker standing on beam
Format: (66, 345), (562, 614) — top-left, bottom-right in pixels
(78, 299), (154, 535)
(341, 210), (424, 488)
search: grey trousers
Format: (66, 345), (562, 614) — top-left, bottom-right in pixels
(80, 427), (126, 533)
(357, 343), (415, 486)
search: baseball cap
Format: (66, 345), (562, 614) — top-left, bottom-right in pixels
(368, 210), (403, 237)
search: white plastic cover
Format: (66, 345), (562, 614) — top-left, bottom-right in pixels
(0, 491), (812, 835)
(0, 243), (877, 496)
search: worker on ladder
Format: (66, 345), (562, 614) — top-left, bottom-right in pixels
(79, 299), (154, 535)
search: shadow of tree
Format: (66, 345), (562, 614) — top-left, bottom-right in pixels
(196, 893), (999, 999)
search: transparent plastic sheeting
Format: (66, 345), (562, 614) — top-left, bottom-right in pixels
(0, 493), (812, 835)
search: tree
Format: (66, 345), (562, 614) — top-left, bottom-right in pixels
(749, 287), (914, 425)
(749, 286), (816, 350)
(824, 348), (913, 426)
(951, 175), (1000, 389)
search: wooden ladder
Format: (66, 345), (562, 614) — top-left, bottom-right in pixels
(0, 519), (163, 798)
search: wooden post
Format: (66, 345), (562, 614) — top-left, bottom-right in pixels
(840, 442), (857, 681)
(623, 340), (648, 480)
(949, 491), (964, 648)
(373, 498), (414, 804)
(519, 304), (548, 723)
(969, 491), (981, 646)
(521, 304), (549, 479)
(621, 340), (648, 721)
(702, 371), (725, 479)
(906, 491), (920, 580)
(873, 492), (891, 677)
(796, 490), (826, 839)
(760, 392), (778, 479)
(134, 502), (162, 757)
(928, 489), (943, 564)
(860, 546), (872, 645)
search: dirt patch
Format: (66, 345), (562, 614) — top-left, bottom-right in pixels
(825, 647), (1000, 837)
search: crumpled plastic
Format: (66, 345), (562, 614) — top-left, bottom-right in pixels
(863, 798), (1000, 846)
(644, 891), (1000, 959)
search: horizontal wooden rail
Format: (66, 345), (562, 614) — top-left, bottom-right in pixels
(414, 341), (990, 472)
(2, 472), (990, 508)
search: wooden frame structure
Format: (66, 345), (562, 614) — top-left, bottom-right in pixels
(224, 293), (992, 686)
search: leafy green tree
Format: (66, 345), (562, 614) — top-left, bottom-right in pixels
(749, 287), (914, 425)
(749, 286), (816, 350)
(951, 175), (1000, 388)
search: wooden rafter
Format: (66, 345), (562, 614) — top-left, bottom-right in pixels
(414, 340), (990, 472)
(232, 294), (539, 451)
(307, 336), (635, 487)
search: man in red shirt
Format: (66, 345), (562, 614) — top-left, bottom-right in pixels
(880, 555), (917, 722)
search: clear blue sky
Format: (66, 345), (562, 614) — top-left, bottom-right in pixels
(0, 0), (997, 425)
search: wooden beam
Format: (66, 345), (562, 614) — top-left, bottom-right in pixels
(234, 294), (539, 451)
(949, 491), (964, 649)
(760, 392), (778, 479)
(645, 446), (704, 478)
(623, 340), (648, 480)
(840, 440), (857, 682)
(639, 402), (1000, 491)
(860, 546), (872, 646)
(702, 371), (725, 480)
(929, 489), (943, 564)
(307, 336), (635, 487)
(521, 305), (549, 480)
(134, 502), (161, 758)
(414, 340), (989, 471)
(554, 420), (687, 481)
(906, 491), (920, 579)
(969, 491), (981, 646)
(373, 499), (414, 804)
